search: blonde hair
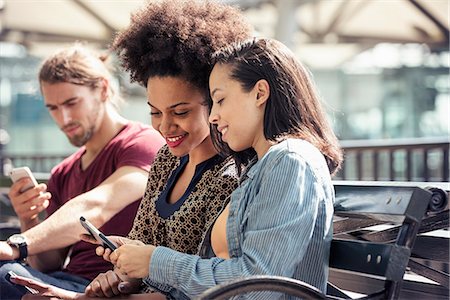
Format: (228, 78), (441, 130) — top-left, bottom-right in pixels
(38, 44), (123, 110)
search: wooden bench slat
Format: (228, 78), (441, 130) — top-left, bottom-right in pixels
(330, 240), (410, 280)
(334, 186), (432, 222)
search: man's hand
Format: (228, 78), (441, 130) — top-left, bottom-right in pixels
(0, 241), (19, 260)
(8, 179), (51, 227)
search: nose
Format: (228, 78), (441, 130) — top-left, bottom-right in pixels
(209, 105), (219, 124)
(158, 114), (174, 134)
(60, 107), (72, 124)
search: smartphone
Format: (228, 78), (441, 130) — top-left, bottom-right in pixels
(5, 271), (39, 294)
(80, 216), (118, 251)
(9, 167), (39, 193)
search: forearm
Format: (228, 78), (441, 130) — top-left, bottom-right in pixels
(22, 192), (108, 255)
(22, 166), (148, 255)
(146, 247), (231, 298)
(20, 217), (41, 232)
(27, 247), (68, 272)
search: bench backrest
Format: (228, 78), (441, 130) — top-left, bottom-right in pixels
(329, 184), (433, 299)
(199, 182), (448, 300)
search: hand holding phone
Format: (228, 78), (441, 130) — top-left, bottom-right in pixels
(9, 167), (39, 193)
(5, 271), (39, 294)
(8, 166), (48, 222)
(80, 216), (118, 251)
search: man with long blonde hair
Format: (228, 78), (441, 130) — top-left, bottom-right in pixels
(0, 45), (165, 299)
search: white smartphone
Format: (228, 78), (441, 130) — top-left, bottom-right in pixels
(80, 216), (118, 251)
(9, 167), (39, 193)
(5, 271), (39, 294)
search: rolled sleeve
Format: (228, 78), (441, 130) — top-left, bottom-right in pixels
(148, 246), (230, 297)
(149, 246), (180, 286)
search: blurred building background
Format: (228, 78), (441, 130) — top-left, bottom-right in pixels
(0, 0), (449, 182)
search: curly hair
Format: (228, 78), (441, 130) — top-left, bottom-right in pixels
(112, 0), (252, 95)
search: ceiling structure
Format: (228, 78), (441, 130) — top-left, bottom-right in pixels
(0, 0), (448, 68)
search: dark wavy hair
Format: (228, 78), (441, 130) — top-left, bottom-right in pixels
(211, 38), (343, 175)
(112, 0), (252, 101)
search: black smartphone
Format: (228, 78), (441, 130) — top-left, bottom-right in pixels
(79, 216), (118, 251)
(5, 271), (39, 294)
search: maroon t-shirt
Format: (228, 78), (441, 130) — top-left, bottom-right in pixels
(46, 122), (165, 280)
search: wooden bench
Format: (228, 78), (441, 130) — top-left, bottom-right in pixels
(1, 178), (448, 298)
(199, 181), (449, 300)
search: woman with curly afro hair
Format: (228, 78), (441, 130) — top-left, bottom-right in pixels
(88, 0), (253, 298)
(11, 0), (253, 299)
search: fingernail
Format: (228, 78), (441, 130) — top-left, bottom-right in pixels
(118, 282), (126, 292)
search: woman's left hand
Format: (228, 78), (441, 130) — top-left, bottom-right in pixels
(110, 244), (156, 278)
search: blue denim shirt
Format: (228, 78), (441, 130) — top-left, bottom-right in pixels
(144, 139), (335, 299)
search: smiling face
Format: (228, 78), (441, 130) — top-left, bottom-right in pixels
(209, 63), (270, 158)
(147, 76), (212, 158)
(42, 81), (104, 147)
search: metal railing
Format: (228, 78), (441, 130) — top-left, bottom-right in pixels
(1, 137), (449, 182)
(0, 154), (67, 176)
(335, 137), (449, 182)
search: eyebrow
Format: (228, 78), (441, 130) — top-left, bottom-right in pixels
(210, 88), (222, 98)
(45, 97), (77, 108)
(147, 101), (191, 109)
